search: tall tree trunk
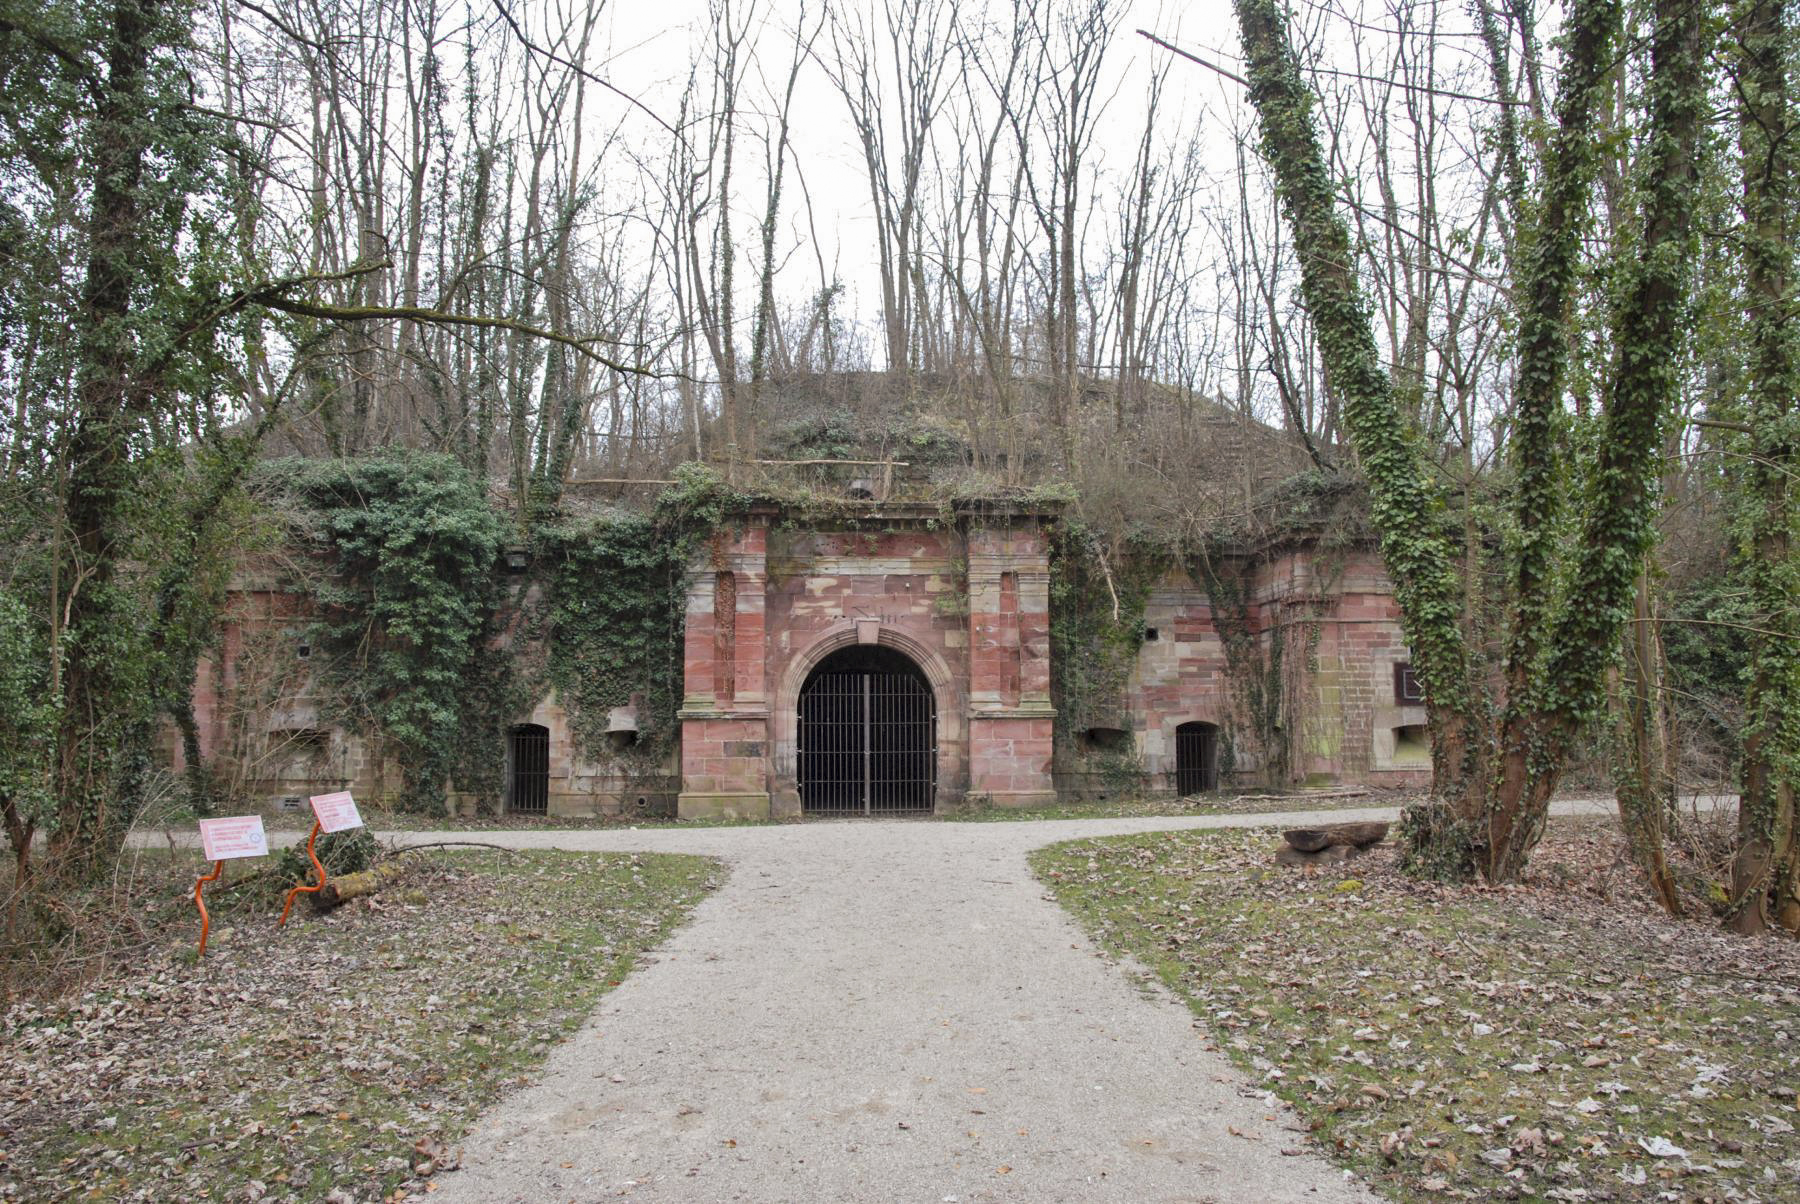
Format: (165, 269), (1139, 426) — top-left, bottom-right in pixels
(1613, 565), (1680, 914)
(1484, 0), (1708, 880)
(1489, 0), (1621, 826)
(1726, 0), (1800, 935)
(50, 0), (165, 881)
(1232, 0), (1482, 815)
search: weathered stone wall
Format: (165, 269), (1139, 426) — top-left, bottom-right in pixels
(676, 507), (1059, 818)
(1132, 580), (1235, 784)
(1255, 550), (1430, 788)
(760, 521), (971, 816)
(180, 581), (405, 811)
(965, 519), (1055, 807)
(674, 519), (774, 818)
(180, 573), (674, 819)
(1061, 547), (1431, 796)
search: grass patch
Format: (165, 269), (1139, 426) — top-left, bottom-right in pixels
(1, 848), (720, 1202)
(1032, 822), (1800, 1201)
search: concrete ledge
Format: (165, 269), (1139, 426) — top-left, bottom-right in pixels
(981, 790), (1059, 810)
(677, 791), (772, 821)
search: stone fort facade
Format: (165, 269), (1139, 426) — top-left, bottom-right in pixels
(182, 500), (1430, 819)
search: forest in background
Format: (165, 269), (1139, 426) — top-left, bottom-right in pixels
(0, 0), (1793, 932)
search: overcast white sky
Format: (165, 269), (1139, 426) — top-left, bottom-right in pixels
(586, 1), (1255, 321)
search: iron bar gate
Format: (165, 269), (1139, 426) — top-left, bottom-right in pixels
(798, 663), (935, 816)
(509, 724), (549, 814)
(1175, 722), (1218, 796)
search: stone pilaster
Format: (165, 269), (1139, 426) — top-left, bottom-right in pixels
(678, 518), (772, 819)
(965, 518), (1056, 808)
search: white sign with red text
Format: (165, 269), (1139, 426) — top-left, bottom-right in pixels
(199, 815), (270, 861)
(309, 791), (364, 834)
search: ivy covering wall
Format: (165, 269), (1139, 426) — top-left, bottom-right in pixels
(248, 449), (1385, 812)
(535, 463), (745, 775)
(1047, 521), (1160, 751)
(264, 453), (505, 813)
(258, 456), (744, 815)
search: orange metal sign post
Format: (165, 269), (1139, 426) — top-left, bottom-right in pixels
(194, 815), (270, 958)
(278, 819), (327, 927)
(194, 861), (224, 956)
(277, 792), (365, 928)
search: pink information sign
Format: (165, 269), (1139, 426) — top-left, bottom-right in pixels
(199, 815), (270, 861)
(309, 791), (364, 833)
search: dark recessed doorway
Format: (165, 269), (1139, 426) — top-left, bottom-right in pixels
(798, 645), (936, 816)
(1175, 721), (1219, 795)
(508, 723), (550, 814)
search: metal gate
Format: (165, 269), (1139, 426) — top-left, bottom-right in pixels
(509, 723), (549, 814)
(798, 649), (936, 816)
(1175, 722), (1218, 795)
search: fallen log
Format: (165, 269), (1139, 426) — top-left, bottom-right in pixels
(1282, 821), (1390, 853)
(310, 861), (408, 912)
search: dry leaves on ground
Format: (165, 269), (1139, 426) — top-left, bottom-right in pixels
(0, 849), (719, 1203)
(1034, 819), (1800, 1202)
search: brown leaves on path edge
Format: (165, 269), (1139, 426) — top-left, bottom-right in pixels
(0, 850), (720, 1202)
(1033, 818), (1800, 1202)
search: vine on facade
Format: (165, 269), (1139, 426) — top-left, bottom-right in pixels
(263, 452), (505, 814)
(258, 457), (746, 817)
(1047, 520), (1163, 783)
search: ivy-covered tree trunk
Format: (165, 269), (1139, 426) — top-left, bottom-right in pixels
(47, 0), (170, 881)
(1233, 0), (1708, 883)
(1484, 0), (1708, 880)
(1483, 0), (1621, 875)
(1230, 0), (1485, 823)
(1726, 0), (1800, 935)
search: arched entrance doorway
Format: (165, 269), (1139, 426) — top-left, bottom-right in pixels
(798, 644), (936, 815)
(1175, 721), (1219, 795)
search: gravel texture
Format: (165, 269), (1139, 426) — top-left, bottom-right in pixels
(412, 812), (1419, 1204)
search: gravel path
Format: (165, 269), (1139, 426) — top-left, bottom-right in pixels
(416, 812), (1384, 1204)
(145, 796), (1713, 1203)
